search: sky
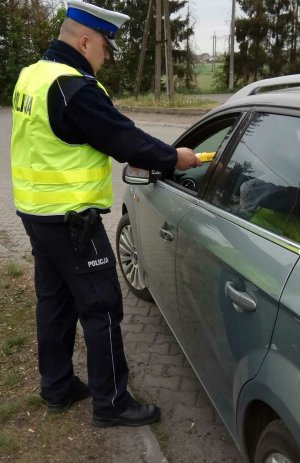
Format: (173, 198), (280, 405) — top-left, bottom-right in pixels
(187, 0), (242, 55)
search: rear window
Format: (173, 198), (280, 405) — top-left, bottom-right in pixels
(211, 113), (300, 243)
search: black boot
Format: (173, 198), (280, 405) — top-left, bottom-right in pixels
(93, 399), (160, 427)
(46, 376), (90, 413)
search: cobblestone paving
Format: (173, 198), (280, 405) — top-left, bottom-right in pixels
(0, 107), (243, 462)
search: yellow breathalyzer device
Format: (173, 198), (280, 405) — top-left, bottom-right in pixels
(195, 151), (216, 162)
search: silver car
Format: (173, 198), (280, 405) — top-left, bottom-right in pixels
(116, 75), (300, 463)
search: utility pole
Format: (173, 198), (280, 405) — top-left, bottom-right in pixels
(212, 32), (217, 71)
(229, 0), (235, 90)
(291, 0), (299, 60)
(297, 0), (300, 52)
(163, 0), (174, 102)
(134, 0), (154, 98)
(184, 5), (193, 90)
(155, 0), (162, 103)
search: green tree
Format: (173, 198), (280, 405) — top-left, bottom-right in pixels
(0, 0), (193, 103)
(235, 0), (269, 83)
(212, 52), (244, 90)
(0, 0), (64, 105)
(288, 0), (300, 63)
(265, 0), (294, 75)
(234, 0), (300, 84)
(213, 0), (300, 89)
(0, 0), (30, 104)
(93, 0), (194, 94)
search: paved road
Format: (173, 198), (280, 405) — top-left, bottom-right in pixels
(0, 107), (243, 463)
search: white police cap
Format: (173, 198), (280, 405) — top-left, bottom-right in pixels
(66, 0), (129, 51)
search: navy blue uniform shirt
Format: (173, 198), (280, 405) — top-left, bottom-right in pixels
(18, 39), (177, 222)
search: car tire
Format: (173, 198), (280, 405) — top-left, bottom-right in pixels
(116, 213), (152, 301)
(254, 419), (300, 463)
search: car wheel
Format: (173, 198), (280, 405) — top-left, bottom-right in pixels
(254, 420), (300, 463)
(116, 213), (152, 301)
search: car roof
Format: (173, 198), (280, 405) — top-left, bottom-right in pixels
(220, 91), (300, 112)
(216, 74), (300, 113)
(227, 74), (300, 101)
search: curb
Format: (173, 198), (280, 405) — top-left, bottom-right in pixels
(0, 243), (11, 256)
(0, 246), (167, 462)
(137, 426), (168, 463)
(0, 248), (167, 461)
(115, 104), (210, 116)
(3, 102), (210, 116)
(77, 322), (167, 463)
(0, 244), (31, 267)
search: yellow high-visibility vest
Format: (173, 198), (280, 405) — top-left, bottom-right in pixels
(11, 60), (113, 216)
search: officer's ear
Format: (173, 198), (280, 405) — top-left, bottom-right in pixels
(78, 35), (89, 56)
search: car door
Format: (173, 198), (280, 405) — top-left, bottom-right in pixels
(136, 113), (242, 341)
(175, 110), (300, 437)
(135, 182), (195, 335)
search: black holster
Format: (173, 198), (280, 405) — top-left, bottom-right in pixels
(64, 209), (98, 255)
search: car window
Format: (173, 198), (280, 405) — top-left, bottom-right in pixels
(194, 127), (231, 153)
(172, 117), (238, 195)
(211, 113), (300, 243)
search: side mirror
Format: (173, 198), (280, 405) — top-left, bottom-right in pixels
(122, 164), (161, 185)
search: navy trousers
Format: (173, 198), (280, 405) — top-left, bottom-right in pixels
(22, 216), (131, 415)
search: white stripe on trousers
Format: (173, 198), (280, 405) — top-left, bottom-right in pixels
(108, 312), (118, 407)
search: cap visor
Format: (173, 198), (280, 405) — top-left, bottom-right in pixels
(107, 38), (119, 52)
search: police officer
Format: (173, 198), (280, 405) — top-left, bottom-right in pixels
(11, 0), (200, 427)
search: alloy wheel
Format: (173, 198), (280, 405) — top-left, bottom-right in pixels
(118, 223), (146, 290)
(265, 454), (292, 463)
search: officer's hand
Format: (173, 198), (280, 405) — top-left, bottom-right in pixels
(175, 147), (202, 171)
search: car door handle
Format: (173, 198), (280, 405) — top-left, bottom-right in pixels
(160, 226), (174, 242)
(225, 281), (256, 312)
